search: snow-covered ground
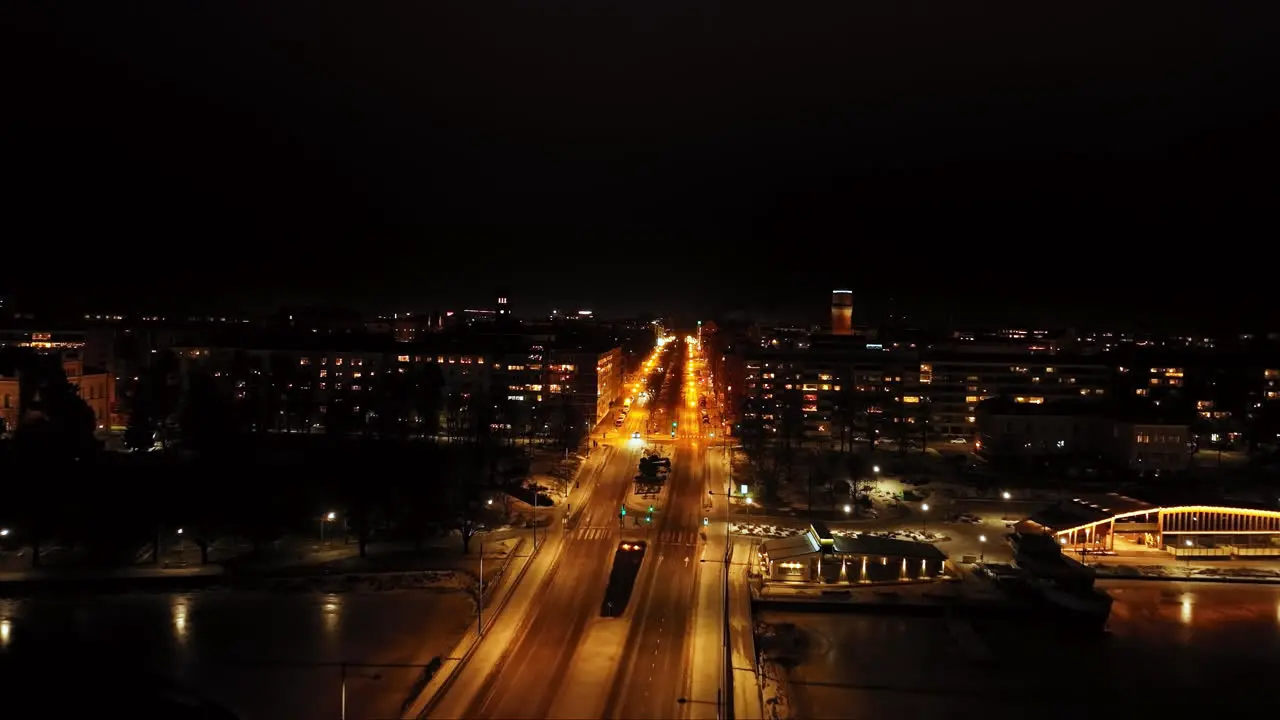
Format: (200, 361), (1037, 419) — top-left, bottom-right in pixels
(1096, 564), (1280, 582)
(731, 523), (944, 544)
(254, 569), (469, 594)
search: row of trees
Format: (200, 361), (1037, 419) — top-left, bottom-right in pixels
(738, 380), (930, 503)
(123, 350), (588, 453)
(0, 347), (588, 568)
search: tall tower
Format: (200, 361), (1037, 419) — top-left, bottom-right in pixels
(831, 289), (853, 335)
(496, 293), (510, 316)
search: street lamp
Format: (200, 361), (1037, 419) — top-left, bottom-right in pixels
(920, 503), (929, 534)
(0, 529), (9, 537)
(1184, 538), (1193, 575)
(978, 534), (986, 562)
(1002, 491), (1011, 500)
(843, 504), (852, 515)
(322, 511), (336, 546)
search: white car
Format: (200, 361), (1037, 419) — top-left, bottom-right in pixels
(950, 438), (969, 444)
(632, 431), (641, 439)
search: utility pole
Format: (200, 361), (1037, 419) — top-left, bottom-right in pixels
(477, 539), (485, 636)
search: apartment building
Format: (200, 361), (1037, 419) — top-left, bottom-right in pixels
(1108, 348), (1280, 444)
(924, 352), (1111, 437)
(975, 398), (1191, 473)
(172, 331), (623, 435)
(741, 335), (921, 443)
(0, 353), (115, 431)
(63, 356), (115, 429)
(546, 345), (624, 426)
(175, 339), (401, 431)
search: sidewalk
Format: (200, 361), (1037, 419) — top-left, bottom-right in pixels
(729, 538), (764, 720)
(410, 447), (607, 719)
(687, 480), (728, 719)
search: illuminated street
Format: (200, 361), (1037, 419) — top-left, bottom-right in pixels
(429, 334), (728, 720)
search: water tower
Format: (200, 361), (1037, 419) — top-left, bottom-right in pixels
(831, 290), (853, 335)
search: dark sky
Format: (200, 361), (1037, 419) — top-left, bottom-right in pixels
(6, 2), (1278, 326)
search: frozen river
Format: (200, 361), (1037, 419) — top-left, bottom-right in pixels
(0, 589), (472, 719)
(759, 580), (1280, 719)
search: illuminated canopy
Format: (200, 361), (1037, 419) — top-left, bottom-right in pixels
(1018, 493), (1280, 537)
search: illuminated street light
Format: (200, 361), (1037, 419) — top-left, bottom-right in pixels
(1002, 491), (1011, 500)
(979, 534), (987, 561)
(920, 503), (929, 534)
(0, 529), (9, 537)
(872, 465), (880, 474)
(843, 504), (852, 514)
(322, 511), (337, 546)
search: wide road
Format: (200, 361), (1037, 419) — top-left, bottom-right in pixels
(602, 338), (712, 719)
(463, 407), (647, 719)
(462, 336), (712, 720)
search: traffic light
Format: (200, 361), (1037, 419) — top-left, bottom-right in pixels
(645, 514), (652, 523)
(620, 506), (627, 517)
(648, 505), (654, 513)
(672, 421), (677, 427)
(703, 517), (710, 526)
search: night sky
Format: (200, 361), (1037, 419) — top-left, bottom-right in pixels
(6, 2), (1278, 326)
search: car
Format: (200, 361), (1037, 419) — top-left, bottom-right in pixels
(632, 431), (641, 439)
(950, 437), (969, 444)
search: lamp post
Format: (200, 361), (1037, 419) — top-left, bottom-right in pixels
(339, 663), (382, 720)
(321, 511), (336, 547)
(978, 534), (986, 562)
(1184, 538), (1193, 575)
(920, 503), (929, 535)
(478, 538), (485, 636)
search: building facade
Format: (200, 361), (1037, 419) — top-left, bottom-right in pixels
(546, 346), (623, 426)
(975, 398), (1192, 472)
(0, 354), (115, 432)
(925, 352), (1111, 437)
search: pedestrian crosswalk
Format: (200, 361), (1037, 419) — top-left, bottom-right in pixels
(575, 527), (613, 541)
(571, 527), (702, 546)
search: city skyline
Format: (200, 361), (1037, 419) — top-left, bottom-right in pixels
(5, 3), (1280, 717)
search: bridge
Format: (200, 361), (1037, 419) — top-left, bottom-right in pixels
(1015, 493), (1280, 558)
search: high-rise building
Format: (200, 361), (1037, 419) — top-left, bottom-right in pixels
(831, 290), (853, 335)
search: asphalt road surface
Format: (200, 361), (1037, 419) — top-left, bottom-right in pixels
(602, 340), (712, 718)
(601, 441), (706, 719)
(464, 430), (636, 719)
(465, 337), (713, 720)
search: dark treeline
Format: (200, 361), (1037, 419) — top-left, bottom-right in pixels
(0, 347), (564, 570)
